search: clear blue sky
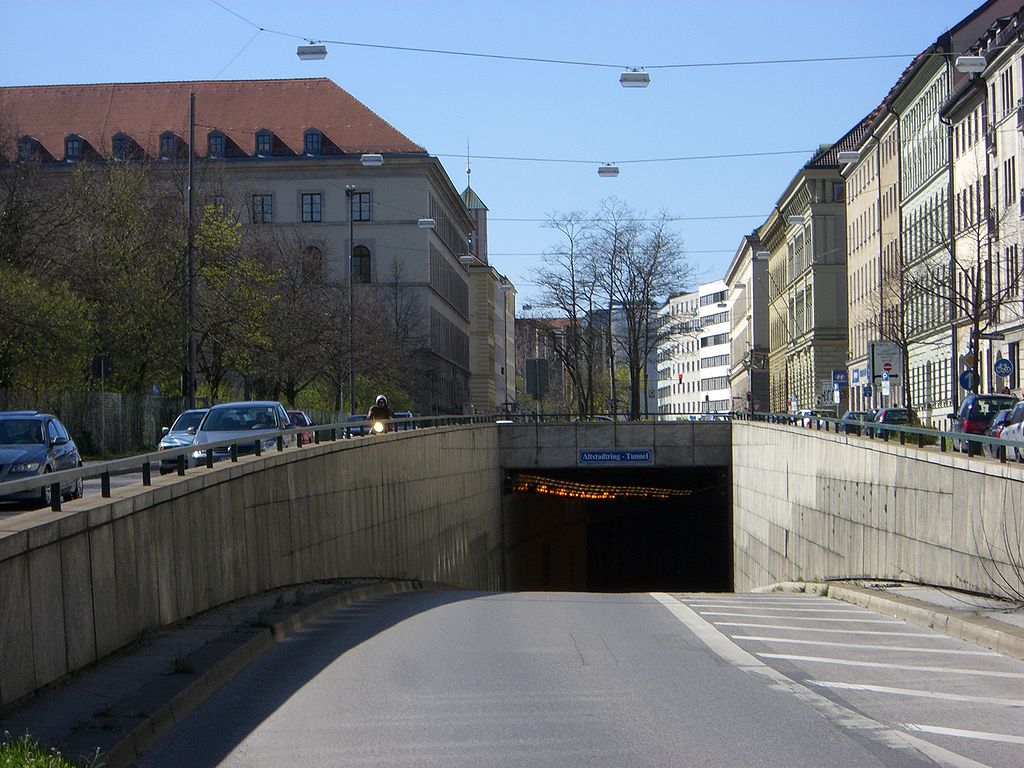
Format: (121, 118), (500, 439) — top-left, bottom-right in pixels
(0, 0), (985, 306)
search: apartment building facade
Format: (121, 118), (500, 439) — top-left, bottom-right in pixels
(655, 291), (701, 415)
(2, 78), (492, 414)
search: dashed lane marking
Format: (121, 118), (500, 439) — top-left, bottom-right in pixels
(715, 622), (935, 637)
(809, 680), (1024, 708)
(731, 635), (999, 656)
(902, 724), (1024, 745)
(699, 611), (900, 623)
(758, 653), (1024, 679)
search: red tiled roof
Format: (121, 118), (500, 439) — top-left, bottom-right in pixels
(0, 78), (426, 160)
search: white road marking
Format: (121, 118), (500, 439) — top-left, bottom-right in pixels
(699, 611), (900, 623)
(758, 653), (1024, 679)
(731, 635), (998, 656)
(692, 604), (869, 613)
(715, 622), (935, 637)
(902, 724), (1024, 745)
(651, 593), (993, 768)
(809, 680), (1024, 708)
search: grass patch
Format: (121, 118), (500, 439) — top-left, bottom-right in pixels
(0, 732), (103, 767)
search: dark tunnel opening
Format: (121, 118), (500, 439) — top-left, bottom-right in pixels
(502, 467), (732, 593)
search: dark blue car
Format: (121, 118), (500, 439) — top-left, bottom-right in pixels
(0, 411), (83, 506)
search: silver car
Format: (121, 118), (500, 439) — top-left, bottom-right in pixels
(189, 401), (292, 466)
(158, 408), (209, 473)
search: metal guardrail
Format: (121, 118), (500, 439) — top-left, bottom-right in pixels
(0, 414), (497, 514)
(737, 411), (1024, 464)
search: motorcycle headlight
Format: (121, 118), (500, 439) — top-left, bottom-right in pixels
(10, 461), (41, 473)
(372, 421), (385, 434)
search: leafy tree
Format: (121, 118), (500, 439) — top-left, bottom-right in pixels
(0, 268), (93, 391)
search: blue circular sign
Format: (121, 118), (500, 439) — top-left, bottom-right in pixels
(994, 358), (1014, 378)
(959, 369), (976, 390)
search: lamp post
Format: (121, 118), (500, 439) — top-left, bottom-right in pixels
(186, 91), (197, 408)
(345, 184), (357, 416)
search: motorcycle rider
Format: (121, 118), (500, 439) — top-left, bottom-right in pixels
(368, 394), (395, 431)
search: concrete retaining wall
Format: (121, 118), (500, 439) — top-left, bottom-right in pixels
(733, 421), (1024, 597)
(0, 425), (503, 710)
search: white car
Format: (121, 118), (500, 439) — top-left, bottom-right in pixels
(189, 401), (293, 465)
(995, 401), (1024, 461)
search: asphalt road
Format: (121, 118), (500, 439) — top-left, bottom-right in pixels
(133, 590), (1024, 767)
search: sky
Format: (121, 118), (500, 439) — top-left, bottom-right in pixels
(0, 0), (989, 308)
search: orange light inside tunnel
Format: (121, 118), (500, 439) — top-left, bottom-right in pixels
(512, 473), (694, 501)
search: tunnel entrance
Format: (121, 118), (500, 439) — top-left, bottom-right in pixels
(502, 467), (732, 593)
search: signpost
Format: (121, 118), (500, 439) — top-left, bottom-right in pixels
(959, 369), (976, 390)
(579, 449), (652, 464)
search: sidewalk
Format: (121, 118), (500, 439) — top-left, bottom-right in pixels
(761, 580), (1024, 660)
(0, 579), (423, 768)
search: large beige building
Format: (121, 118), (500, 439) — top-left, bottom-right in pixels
(758, 135), (858, 413)
(1, 78), (515, 414)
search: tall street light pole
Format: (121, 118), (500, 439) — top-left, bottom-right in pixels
(186, 91), (197, 409)
(345, 184), (357, 416)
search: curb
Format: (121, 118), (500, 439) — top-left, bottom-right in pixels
(103, 580), (421, 768)
(826, 584), (1024, 662)
(755, 581), (1024, 662)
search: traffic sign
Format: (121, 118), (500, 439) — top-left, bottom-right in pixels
(832, 369), (848, 386)
(959, 369), (976, 390)
(994, 358), (1014, 378)
(881, 371), (889, 382)
(862, 384), (873, 397)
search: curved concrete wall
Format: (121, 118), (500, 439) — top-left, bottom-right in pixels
(732, 421), (1024, 597)
(0, 425), (502, 710)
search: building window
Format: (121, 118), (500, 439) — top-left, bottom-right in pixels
(351, 245), (371, 283)
(159, 132), (179, 160)
(304, 129), (321, 156)
(64, 135), (81, 161)
(111, 133), (131, 161)
(256, 130), (272, 156)
(350, 192), (371, 221)
(252, 194), (273, 224)
(208, 132), (225, 158)
(301, 193), (322, 223)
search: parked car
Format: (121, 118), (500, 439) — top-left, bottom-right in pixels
(157, 408), (209, 473)
(345, 414), (369, 437)
(952, 393), (1017, 453)
(865, 407), (920, 438)
(0, 410), (83, 506)
(392, 411), (415, 431)
(795, 408), (834, 427)
(287, 409), (315, 445)
(995, 400), (1024, 461)
(839, 409), (872, 435)
(983, 408), (1014, 458)
(189, 401), (292, 465)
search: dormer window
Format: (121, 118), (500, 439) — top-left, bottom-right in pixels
(65, 135), (82, 162)
(159, 132), (181, 160)
(111, 133), (131, 162)
(208, 131), (226, 158)
(255, 130), (273, 157)
(18, 135), (38, 161)
(304, 129), (321, 156)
